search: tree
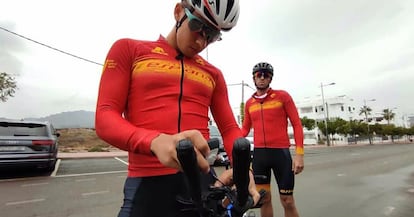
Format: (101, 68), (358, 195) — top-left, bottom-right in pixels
(300, 116), (316, 131)
(359, 105), (372, 120)
(359, 105), (374, 144)
(382, 108), (395, 125)
(0, 72), (17, 102)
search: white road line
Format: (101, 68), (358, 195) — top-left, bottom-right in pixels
(82, 190), (109, 197)
(54, 170), (126, 178)
(6, 198), (45, 206)
(114, 157), (128, 165)
(384, 206), (395, 216)
(50, 159), (61, 177)
(21, 182), (49, 187)
(75, 178), (96, 182)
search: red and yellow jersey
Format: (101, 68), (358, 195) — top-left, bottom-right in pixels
(95, 36), (241, 177)
(241, 88), (304, 155)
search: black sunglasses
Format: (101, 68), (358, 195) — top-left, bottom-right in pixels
(184, 8), (222, 44)
(254, 71), (272, 79)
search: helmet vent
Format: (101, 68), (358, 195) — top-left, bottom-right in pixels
(225, 0), (235, 19)
(203, 7), (219, 27)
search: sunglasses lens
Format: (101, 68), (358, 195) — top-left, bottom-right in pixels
(185, 8), (221, 43)
(188, 19), (203, 32)
(203, 28), (221, 43)
(255, 71), (271, 79)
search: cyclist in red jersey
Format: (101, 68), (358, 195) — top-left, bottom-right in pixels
(95, 1), (259, 216)
(241, 62), (304, 217)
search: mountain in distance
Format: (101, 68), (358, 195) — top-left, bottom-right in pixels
(25, 110), (96, 129)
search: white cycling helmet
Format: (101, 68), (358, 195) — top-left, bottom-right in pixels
(184, 0), (240, 31)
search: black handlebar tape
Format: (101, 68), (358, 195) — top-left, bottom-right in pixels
(232, 137), (251, 207)
(176, 139), (203, 212)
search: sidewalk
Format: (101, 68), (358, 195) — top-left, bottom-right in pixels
(58, 142), (395, 159)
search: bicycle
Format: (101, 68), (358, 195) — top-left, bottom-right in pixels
(176, 137), (266, 217)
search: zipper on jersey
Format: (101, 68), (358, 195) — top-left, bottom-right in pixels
(177, 54), (185, 133)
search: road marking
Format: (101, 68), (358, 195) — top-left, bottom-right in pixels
(82, 190), (109, 197)
(383, 206), (395, 216)
(337, 173), (346, 177)
(114, 157), (128, 165)
(75, 178), (96, 182)
(54, 170), (126, 178)
(6, 198), (45, 206)
(22, 182), (49, 187)
(50, 159), (61, 177)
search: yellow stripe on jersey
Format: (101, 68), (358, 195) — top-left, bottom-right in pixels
(248, 100), (283, 113)
(132, 59), (215, 90)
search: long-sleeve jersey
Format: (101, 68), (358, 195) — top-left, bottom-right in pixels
(95, 36), (242, 177)
(241, 88), (304, 155)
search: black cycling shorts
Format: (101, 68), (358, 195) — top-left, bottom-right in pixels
(121, 170), (216, 217)
(252, 148), (295, 195)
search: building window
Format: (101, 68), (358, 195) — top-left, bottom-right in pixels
(341, 106), (344, 111)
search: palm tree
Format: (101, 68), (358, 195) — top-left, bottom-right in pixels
(359, 105), (372, 118)
(382, 108), (395, 125)
(359, 105), (373, 144)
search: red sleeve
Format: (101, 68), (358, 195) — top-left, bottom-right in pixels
(284, 92), (304, 154)
(210, 72), (243, 163)
(95, 39), (160, 155)
(241, 99), (252, 137)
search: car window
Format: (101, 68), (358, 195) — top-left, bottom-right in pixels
(0, 122), (48, 136)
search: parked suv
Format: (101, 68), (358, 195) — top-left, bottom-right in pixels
(0, 120), (60, 171)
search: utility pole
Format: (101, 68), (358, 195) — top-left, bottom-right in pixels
(364, 99), (376, 145)
(320, 82), (335, 146)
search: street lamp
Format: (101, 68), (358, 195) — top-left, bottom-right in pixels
(363, 99), (376, 144)
(320, 82), (335, 146)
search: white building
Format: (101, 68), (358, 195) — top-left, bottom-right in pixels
(293, 95), (410, 145)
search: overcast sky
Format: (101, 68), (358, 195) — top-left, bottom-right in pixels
(1, 0), (414, 120)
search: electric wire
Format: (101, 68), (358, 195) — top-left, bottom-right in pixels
(0, 26), (103, 66)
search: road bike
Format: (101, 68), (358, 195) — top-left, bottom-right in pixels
(176, 137), (265, 217)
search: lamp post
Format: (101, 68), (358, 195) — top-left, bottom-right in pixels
(363, 99), (376, 144)
(228, 81), (255, 124)
(320, 82), (335, 146)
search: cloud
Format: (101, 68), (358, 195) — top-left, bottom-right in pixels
(0, 21), (27, 76)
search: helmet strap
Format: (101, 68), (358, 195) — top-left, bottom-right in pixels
(176, 14), (187, 32)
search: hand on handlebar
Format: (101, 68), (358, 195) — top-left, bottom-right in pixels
(150, 130), (210, 173)
(214, 169), (261, 206)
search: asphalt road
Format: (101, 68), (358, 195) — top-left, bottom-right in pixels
(0, 143), (413, 217)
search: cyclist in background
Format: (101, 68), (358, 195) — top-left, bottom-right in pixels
(241, 62), (304, 217)
(95, 1), (260, 216)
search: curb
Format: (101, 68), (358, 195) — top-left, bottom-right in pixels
(58, 151), (128, 159)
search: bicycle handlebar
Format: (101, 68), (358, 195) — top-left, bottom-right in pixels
(176, 137), (255, 217)
(232, 138), (254, 215)
(176, 139), (204, 215)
